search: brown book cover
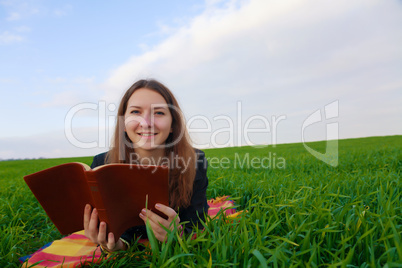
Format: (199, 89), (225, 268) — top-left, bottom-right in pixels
(23, 162), (169, 239)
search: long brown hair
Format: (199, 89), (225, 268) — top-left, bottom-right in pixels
(107, 79), (196, 209)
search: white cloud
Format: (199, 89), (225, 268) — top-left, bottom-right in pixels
(14, 25), (31, 32)
(101, 0), (402, 134)
(52, 4), (72, 17)
(105, 1), (400, 85)
(41, 90), (85, 108)
(0, 77), (17, 83)
(0, 31), (24, 44)
(45, 77), (67, 83)
(6, 11), (21, 21)
(1, 0), (40, 21)
(40, 76), (101, 108)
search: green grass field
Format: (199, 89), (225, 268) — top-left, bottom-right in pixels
(1, 136), (401, 267)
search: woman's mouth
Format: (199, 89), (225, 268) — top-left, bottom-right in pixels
(138, 133), (157, 137)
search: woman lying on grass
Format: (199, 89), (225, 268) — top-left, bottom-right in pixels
(83, 79), (209, 253)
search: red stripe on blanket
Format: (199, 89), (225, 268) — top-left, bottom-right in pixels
(26, 248), (102, 268)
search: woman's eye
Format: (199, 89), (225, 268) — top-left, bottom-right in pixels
(130, 110), (140, 114)
(155, 111), (165, 115)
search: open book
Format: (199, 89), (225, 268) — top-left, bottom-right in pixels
(24, 162), (169, 239)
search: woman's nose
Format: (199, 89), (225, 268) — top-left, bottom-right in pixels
(140, 113), (152, 128)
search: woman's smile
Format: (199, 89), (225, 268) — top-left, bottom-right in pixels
(138, 132), (157, 137)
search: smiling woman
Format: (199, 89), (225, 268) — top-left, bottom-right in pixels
(84, 79), (209, 253)
(124, 88), (173, 156)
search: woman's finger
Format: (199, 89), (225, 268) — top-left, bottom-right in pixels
(98, 221), (107, 246)
(139, 212), (167, 241)
(83, 204), (91, 231)
(144, 206), (180, 230)
(107, 232), (116, 250)
(154, 203), (179, 222)
(141, 208), (168, 228)
(87, 208), (99, 239)
(98, 222), (117, 251)
(154, 204), (181, 228)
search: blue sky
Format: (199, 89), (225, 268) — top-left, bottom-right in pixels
(1, 0), (401, 159)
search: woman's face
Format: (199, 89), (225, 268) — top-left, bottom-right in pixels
(124, 88), (173, 154)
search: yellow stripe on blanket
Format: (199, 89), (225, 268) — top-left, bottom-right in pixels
(42, 237), (97, 257)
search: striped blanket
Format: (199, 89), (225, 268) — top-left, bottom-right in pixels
(20, 196), (238, 267)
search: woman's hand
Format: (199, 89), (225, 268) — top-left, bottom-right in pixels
(83, 204), (126, 252)
(139, 203), (180, 242)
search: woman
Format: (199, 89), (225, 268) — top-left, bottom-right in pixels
(83, 79), (209, 253)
